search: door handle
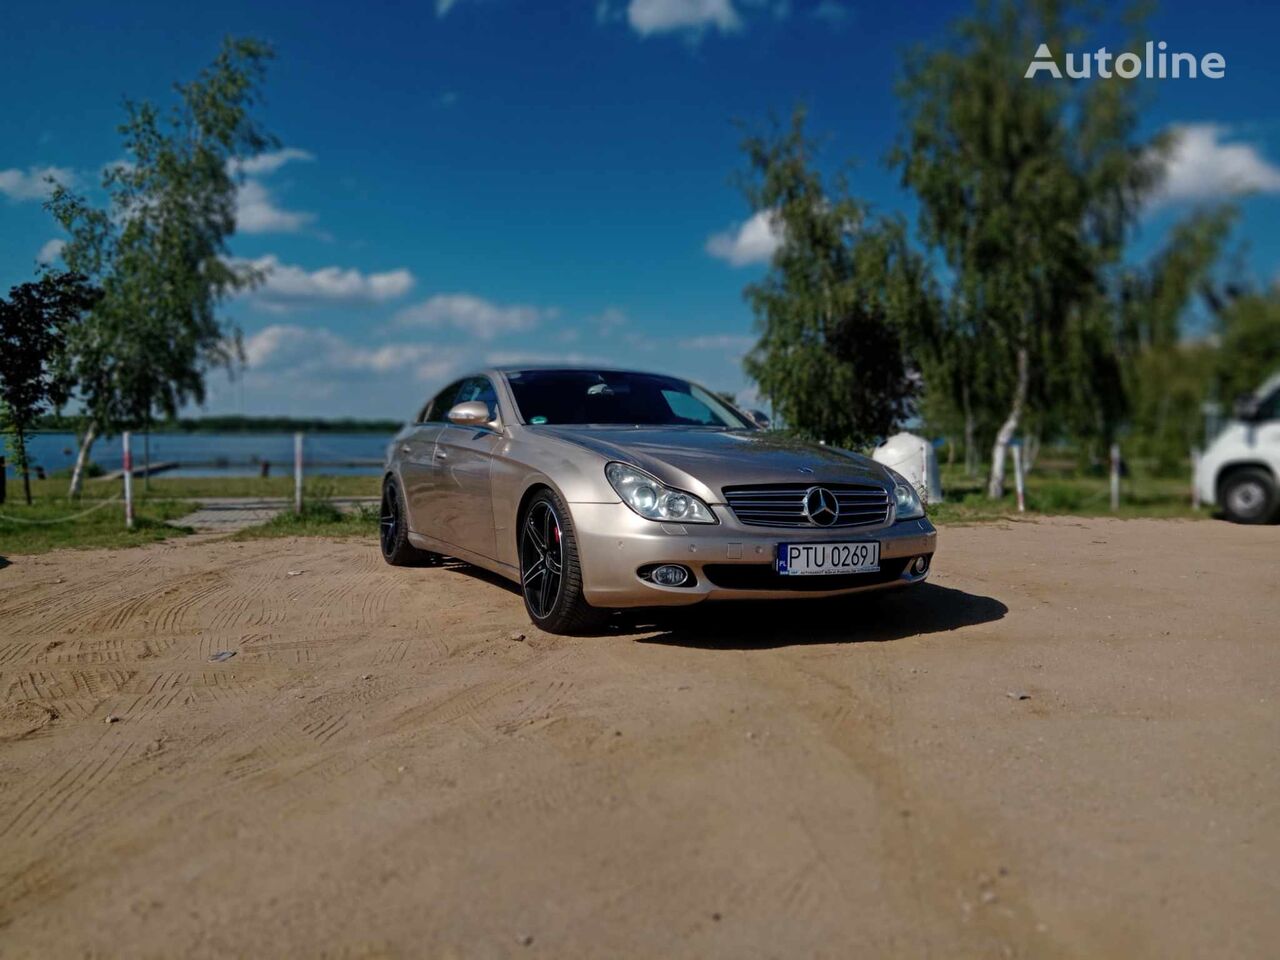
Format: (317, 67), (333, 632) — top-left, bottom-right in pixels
(401, 445), (411, 454)
(435, 448), (448, 460)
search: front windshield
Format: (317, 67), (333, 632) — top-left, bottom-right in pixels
(505, 369), (750, 429)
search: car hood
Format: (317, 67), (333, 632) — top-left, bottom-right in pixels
(536, 426), (891, 501)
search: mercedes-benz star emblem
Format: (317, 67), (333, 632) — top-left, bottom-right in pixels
(803, 486), (839, 526)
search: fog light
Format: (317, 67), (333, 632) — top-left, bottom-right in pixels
(651, 564), (690, 586)
(912, 556), (930, 575)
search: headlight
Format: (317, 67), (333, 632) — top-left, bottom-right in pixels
(890, 471), (925, 520)
(605, 462), (716, 523)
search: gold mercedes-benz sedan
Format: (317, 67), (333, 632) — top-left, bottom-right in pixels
(380, 367), (937, 634)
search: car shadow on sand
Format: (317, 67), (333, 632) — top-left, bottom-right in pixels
(623, 584), (1008, 648)
(429, 559), (1006, 647)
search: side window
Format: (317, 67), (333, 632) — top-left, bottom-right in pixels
(419, 380), (465, 423)
(452, 377), (500, 421)
(1258, 389), (1280, 422)
(473, 378), (499, 420)
(454, 379), (482, 404)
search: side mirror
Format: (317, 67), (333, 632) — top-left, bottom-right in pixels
(747, 409), (772, 429)
(1233, 394), (1261, 423)
(446, 400), (493, 427)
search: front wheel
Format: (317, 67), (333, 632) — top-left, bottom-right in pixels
(519, 490), (607, 634)
(1221, 468), (1278, 524)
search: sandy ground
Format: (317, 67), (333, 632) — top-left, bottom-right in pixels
(0, 518), (1276, 959)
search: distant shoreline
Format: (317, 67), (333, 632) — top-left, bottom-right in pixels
(30, 416), (403, 435)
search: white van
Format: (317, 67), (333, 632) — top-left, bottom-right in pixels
(1195, 373), (1280, 523)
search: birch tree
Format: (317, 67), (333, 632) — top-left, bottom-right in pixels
(893, 0), (1158, 496)
(45, 37), (274, 495)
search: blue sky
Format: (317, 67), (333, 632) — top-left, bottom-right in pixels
(3, 0), (1279, 418)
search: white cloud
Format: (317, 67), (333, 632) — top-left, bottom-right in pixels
(227, 147), (317, 234)
(485, 349), (611, 367)
(36, 238), (65, 265)
(233, 255), (415, 308)
(627, 0), (741, 36)
(235, 180), (314, 234)
(0, 165), (76, 202)
(677, 333), (755, 352)
(1151, 124), (1280, 207)
(705, 209), (783, 266)
(206, 317), (756, 418)
(588, 306), (628, 335)
(394, 294), (557, 340)
(228, 147), (314, 177)
(243, 323), (460, 382)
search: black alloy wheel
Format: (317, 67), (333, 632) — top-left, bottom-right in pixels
(380, 483), (400, 556)
(517, 489), (607, 634)
(379, 476), (434, 565)
(520, 499), (564, 619)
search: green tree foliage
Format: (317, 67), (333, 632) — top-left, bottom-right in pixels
(0, 273), (100, 503)
(893, 0), (1160, 496)
(1116, 208), (1234, 470)
(908, 283), (1002, 475)
(741, 108), (936, 449)
(1213, 289), (1280, 406)
(45, 36), (276, 496)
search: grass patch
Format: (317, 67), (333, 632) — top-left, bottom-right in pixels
(232, 500), (379, 541)
(0, 496), (194, 555)
(930, 464), (1202, 524)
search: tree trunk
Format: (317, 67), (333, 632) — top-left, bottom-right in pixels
(963, 415), (976, 477)
(962, 385), (977, 477)
(18, 433), (32, 506)
(68, 419), (98, 499)
(987, 346), (1029, 499)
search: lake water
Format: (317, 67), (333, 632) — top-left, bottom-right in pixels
(6, 432), (395, 478)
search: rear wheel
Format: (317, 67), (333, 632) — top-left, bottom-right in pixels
(380, 476), (437, 565)
(1220, 468), (1278, 524)
(519, 489), (606, 634)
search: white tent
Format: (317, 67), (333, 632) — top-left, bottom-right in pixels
(872, 432), (943, 505)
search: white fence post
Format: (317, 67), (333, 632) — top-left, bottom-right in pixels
(1012, 442), (1026, 513)
(920, 439), (931, 506)
(122, 431), (134, 530)
(294, 432), (304, 515)
(1109, 442), (1121, 512)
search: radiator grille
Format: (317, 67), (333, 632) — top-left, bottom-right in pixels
(722, 482), (891, 528)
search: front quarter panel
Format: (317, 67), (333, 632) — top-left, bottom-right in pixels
(489, 426), (619, 570)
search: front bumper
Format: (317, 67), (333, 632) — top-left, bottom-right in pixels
(570, 501), (937, 608)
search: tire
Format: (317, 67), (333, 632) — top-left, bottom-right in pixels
(379, 476), (437, 565)
(1220, 468), (1278, 525)
(518, 488), (607, 635)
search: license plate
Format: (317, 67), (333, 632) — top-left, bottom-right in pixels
(776, 541), (880, 576)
